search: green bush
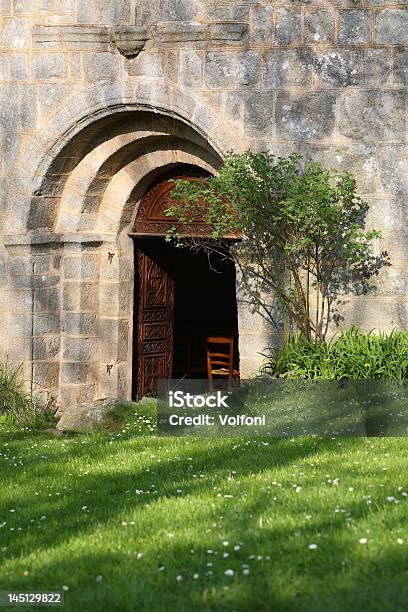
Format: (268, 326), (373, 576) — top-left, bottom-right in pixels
(268, 328), (408, 381)
(0, 361), (45, 426)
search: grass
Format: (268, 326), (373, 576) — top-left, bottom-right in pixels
(0, 402), (407, 611)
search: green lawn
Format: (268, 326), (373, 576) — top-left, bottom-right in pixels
(0, 406), (407, 612)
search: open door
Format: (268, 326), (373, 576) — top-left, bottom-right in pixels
(135, 244), (175, 398)
(132, 174), (240, 399)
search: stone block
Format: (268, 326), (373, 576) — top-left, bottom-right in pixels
(10, 52), (29, 80)
(34, 289), (48, 313)
(276, 92), (336, 141)
(33, 336), (61, 360)
(264, 50), (312, 88)
(393, 49), (408, 85)
(61, 362), (95, 384)
(63, 282), (98, 311)
(57, 397), (130, 429)
(243, 92), (274, 138)
(344, 298), (401, 332)
(304, 9), (334, 44)
(165, 50), (179, 84)
(117, 320), (129, 362)
(252, 5), (274, 45)
(34, 313), (60, 335)
(274, 9), (302, 46)
(161, 0), (198, 21)
(99, 318), (118, 360)
(205, 51), (261, 89)
(10, 313), (32, 337)
(0, 17), (31, 50)
(83, 51), (119, 81)
(0, 288), (9, 312)
(0, 53), (9, 80)
(63, 255), (99, 280)
(207, 4), (249, 21)
(116, 364), (129, 399)
(208, 23), (248, 43)
(64, 313), (98, 335)
(99, 282), (130, 316)
(45, 287), (60, 313)
(7, 337), (30, 361)
(32, 52), (68, 80)
(376, 9), (408, 44)
(338, 91), (405, 144)
(375, 230), (408, 264)
(0, 1), (12, 16)
(59, 384), (96, 409)
(48, 336), (62, 359)
(8, 256), (32, 276)
(63, 337), (98, 361)
(54, 0), (75, 12)
(100, 318), (129, 361)
(13, 0), (53, 13)
(38, 83), (70, 116)
(62, 283), (80, 311)
(304, 144), (378, 196)
(99, 367), (121, 399)
(33, 337), (46, 360)
(33, 362), (60, 389)
(366, 198), (407, 231)
(339, 10), (371, 44)
(33, 255), (50, 275)
(32, 25), (63, 49)
(179, 50), (203, 89)
(0, 254), (6, 282)
(157, 22), (206, 44)
(378, 145), (408, 196)
(62, 26), (110, 50)
(367, 266), (407, 297)
(135, 0), (160, 25)
(77, 0), (131, 24)
(126, 52), (164, 79)
(313, 49), (360, 87)
(363, 49), (391, 85)
(7, 289), (33, 313)
(27, 198), (58, 231)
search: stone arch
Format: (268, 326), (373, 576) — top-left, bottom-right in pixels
(5, 91), (242, 408)
(7, 80), (239, 236)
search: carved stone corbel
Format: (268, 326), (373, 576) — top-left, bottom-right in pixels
(111, 26), (150, 59)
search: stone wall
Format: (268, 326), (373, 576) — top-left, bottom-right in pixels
(0, 0), (407, 405)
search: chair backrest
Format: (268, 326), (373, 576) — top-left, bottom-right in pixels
(206, 336), (234, 375)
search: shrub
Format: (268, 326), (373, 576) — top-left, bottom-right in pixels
(268, 328), (408, 381)
(166, 151), (388, 341)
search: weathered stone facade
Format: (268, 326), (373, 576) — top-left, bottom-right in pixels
(0, 0), (407, 407)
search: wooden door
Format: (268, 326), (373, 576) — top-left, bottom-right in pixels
(136, 245), (175, 398)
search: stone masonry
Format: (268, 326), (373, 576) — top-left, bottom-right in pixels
(0, 0), (407, 408)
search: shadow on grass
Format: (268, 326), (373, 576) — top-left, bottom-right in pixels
(2, 495), (407, 612)
(0, 432), (407, 611)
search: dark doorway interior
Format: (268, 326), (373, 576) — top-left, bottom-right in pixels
(133, 238), (239, 398)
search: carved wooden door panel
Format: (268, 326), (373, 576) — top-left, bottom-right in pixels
(136, 246), (175, 398)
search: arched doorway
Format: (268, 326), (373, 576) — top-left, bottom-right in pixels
(131, 172), (239, 398)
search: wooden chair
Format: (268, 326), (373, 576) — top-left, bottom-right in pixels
(206, 336), (240, 392)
